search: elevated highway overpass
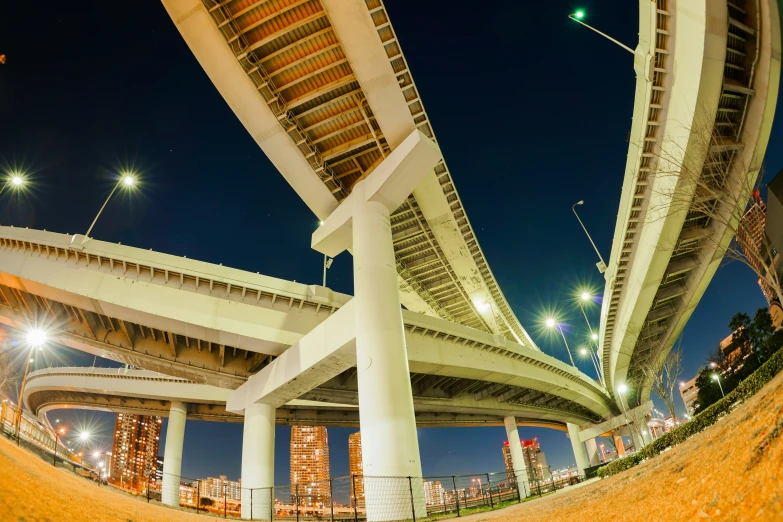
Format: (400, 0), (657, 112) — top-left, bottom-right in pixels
(599, 0), (780, 408)
(159, 0), (535, 348)
(0, 227), (612, 427)
(22, 367), (594, 431)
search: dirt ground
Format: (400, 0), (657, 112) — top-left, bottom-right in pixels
(459, 370), (783, 522)
(1, 371), (782, 521)
(0, 435), (206, 522)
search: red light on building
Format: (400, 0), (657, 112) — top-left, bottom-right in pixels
(504, 440), (509, 446)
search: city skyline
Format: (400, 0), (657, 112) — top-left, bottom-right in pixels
(0, 0), (780, 485)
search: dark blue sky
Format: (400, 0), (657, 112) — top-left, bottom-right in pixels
(0, 1), (779, 481)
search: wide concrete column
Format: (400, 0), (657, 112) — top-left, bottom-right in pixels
(585, 438), (600, 466)
(613, 433), (626, 457)
(353, 186), (425, 521)
(631, 425), (645, 452)
(503, 416), (529, 494)
(641, 426), (653, 445)
(241, 402), (275, 520)
(162, 401), (187, 507)
(566, 423), (589, 477)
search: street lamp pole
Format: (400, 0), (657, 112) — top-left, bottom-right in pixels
(568, 12), (635, 55)
(14, 355), (34, 445)
(578, 293), (605, 387)
(616, 385), (632, 427)
(82, 174), (136, 244)
(14, 328), (48, 445)
(580, 348), (601, 378)
(572, 201), (607, 273)
(322, 255), (333, 287)
(712, 374), (725, 397)
(557, 324), (576, 367)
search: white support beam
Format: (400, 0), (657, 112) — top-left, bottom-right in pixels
(227, 300), (357, 412)
(311, 129), (442, 258)
(577, 400), (653, 442)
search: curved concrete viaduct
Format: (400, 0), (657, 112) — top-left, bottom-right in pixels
(599, 0), (780, 408)
(0, 227), (613, 427)
(23, 367), (576, 431)
(159, 0), (536, 348)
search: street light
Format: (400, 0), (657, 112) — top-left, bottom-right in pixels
(571, 201), (608, 274)
(576, 290), (604, 386)
(15, 327), (50, 444)
(546, 318), (576, 367)
(616, 384), (632, 422)
(0, 172), (26, 199)
(322, 256), (333, 287)
(567, 11), (635, 55)
(81, 172), (138, 244)
(54, 426), (66, 466)
(578, 345), (602, 379)
(711, 374), (725, 398)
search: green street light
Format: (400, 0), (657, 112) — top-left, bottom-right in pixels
(567, 9), (635, 55)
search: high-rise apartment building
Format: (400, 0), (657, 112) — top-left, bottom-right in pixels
(348, 432), (365, 508)
(423, 480), (445, 506)
(766, 170), (783, 328)
(738, 192), (779, 307)
(679, 375), (699, 415)
(109, 413), (162, 492)
(502, 439), (549, 482)
(200, 475), (242, 501)
(290, 426), (330, 507)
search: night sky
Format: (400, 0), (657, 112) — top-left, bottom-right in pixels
(1, 1), (780, 483)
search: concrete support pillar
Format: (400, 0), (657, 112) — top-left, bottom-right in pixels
(641, 426), (653, 446)
(566, 423), (589, 477)
(585, 438), (600, 466)
(631, 425), (645, 452)
(503, 416), (529, 494)
(613, 433), (626, 457)
(353, 189), (425, 521)
(241, 402), (275, 520)
(162, 401), (187, 507)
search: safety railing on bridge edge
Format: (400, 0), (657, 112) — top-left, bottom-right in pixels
(145, 467), (585, 520)
(0, 393), (90, 474)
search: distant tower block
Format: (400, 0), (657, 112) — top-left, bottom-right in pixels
(290, 426), (331, 507)
(109, 413), (162, 492)
(348, 432), (365, 508)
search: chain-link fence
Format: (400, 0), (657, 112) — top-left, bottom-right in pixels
(0, 394), (84, 471)
(141, 472), (243, 517)
(230, 468), (585, 521)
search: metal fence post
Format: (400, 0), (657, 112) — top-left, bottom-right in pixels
(224, 485), (228, 518)
(451, 476), (460, 517)
(330, 478), (335, 522)
(351, 475), (358, 522)
(485, 474), (493, 509)
(408, 476), (417, 522)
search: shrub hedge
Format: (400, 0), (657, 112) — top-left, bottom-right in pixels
(596, 344), (783, 479)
